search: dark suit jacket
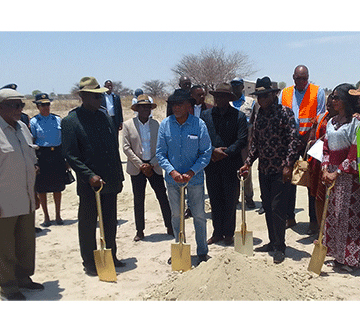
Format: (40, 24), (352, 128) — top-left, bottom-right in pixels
(61, 106), (124, 196)
(101, 92), (123, 130)
(201, 106), (248, 171)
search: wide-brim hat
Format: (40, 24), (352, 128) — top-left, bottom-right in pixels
(0, 88), (24, 103)
(79, 77), (108, 93)
(209, 83), (237, 101)
(167, 89), (195, 105)
(131, 94), (157, 111)
(349, 88), (360, 96)
(33, 92), (53, 104)
(250, 76), (280, 96)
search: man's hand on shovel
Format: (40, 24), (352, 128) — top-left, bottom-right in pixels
(89, 175), (106, 188)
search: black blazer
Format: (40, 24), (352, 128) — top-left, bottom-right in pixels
(101, 93), (123, 130)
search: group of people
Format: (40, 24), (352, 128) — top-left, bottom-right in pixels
(2, 64), (360, 301)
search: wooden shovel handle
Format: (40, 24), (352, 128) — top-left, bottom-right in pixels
(318, 181), (335, 244)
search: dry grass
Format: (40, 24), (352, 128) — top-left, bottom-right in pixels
(23, 94), (215, 123)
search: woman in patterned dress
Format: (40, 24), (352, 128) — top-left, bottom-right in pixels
(321, 83), (360, 271)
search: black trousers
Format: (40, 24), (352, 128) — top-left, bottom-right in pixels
(78, 192), (118, 269)
(259, 172), (291, 253)
(287, 184), (317, 223)
(130, 171), (172, 232)
(205, 164), (238, 238)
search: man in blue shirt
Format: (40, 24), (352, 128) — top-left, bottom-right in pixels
(156, 89), (212, 265)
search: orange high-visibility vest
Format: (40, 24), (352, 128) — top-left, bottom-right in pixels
(281, 83), (319, 136)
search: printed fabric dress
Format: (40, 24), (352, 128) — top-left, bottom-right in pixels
(322, 117), (360, 267)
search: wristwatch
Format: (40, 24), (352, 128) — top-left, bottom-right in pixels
(336, 169), (342, 174)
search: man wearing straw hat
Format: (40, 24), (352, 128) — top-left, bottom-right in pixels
(0, 88), (43, 300)
(61, 77), (125, 276)
(123, 94), (173, 241)
(240, 77), (302, 264)
(201, 83), (248, 246)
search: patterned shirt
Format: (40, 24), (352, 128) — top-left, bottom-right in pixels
(246, 100), (301, 175)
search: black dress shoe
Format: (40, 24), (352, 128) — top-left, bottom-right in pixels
(207, 235), (222, 245)
(197, 254), (208, 266)
(307, 223), (319, 235)
(257, 206), (265, 215)
(167, 227), (174, 236)
(224, 236), (234, 246)
(133, 231), (144, 241)
(286, 218), (297, 229)
(273, 250), (285, 264)
(245, 199), (256, 209)
(254, 243), (274, 252)
(0, 291), (26, 301)
(114, 259), (126, 267)
(184, 208), (192, 219)
(84, 266), (98, 276)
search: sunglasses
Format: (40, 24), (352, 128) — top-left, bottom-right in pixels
(39, 103), (50, 107)
(2, 102), (25, 109)
(257, 93), (270, 100)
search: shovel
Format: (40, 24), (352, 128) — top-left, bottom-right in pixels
(234, 171), (253, 256)
(93, 182), (117, 282)
(171, 183), (191, 272)
(307, 182), (335, 275)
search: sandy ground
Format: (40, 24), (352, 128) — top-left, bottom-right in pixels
(2, 102), (359, 325)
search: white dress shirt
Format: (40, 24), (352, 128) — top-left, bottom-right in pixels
(136, 117), (151, 161)
(105, 93), (115, 116)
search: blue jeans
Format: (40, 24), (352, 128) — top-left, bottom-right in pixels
(166, 183), (208, 256)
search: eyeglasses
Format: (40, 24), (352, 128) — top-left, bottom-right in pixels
(39, 103), (50, 107)
(92, 94), (103, 100)
(293, 76), (308, 81)
(2, 102), (25, 109)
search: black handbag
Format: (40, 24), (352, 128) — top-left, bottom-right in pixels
(64, 169), (75, 185)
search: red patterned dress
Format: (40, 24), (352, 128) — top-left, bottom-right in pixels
(322, 117), (360, 267)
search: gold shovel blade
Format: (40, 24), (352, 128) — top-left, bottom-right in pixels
(171, 243), (191, 272)
(307, 244), (328, 275)
(94, 248), (117, 282)
(234, 230), (253, 256)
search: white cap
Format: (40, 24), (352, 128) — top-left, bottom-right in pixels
(0, 88), (25, 103)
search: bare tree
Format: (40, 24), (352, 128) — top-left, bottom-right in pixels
(142, 79), (167, 97)
(172, 47), (256, 91)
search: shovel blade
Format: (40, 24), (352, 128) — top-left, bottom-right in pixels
(171, 243), (191, 272)
(234, 230), (253, 256)
(308, 244), (328, 275)
(94, 248), (117, 282)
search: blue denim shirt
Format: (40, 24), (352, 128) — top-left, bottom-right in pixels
(156, 114), (212, 186)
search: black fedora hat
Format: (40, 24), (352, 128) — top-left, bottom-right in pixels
(167, 89), (195, 105)
(250, 77), (280, 96)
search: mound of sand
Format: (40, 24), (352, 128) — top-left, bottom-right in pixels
(138, 251), (336, 301)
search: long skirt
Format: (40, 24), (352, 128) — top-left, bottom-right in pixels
(35, 146), (66, 193)
(324, 172), (360, 267)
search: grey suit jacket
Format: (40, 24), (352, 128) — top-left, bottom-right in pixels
(122, 117), (162, 176)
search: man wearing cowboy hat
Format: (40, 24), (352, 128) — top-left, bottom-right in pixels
(61, 77), (125, 276)
(157, 89), (212, 265)
(239, 77), (302, 264)
(201, 82), (248, 246)
(123, 94), (173, 241)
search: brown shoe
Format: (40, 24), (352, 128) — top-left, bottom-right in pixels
(307, 222), (319, 235)
(207, 235), (222, 245)
(286, 218), (296, 229)
(133, 231), (144, 241)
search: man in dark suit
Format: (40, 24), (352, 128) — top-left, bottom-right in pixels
(62, 76), (125, 276)
(201, 83), (248, 246)
(101, 80), (123, 131)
